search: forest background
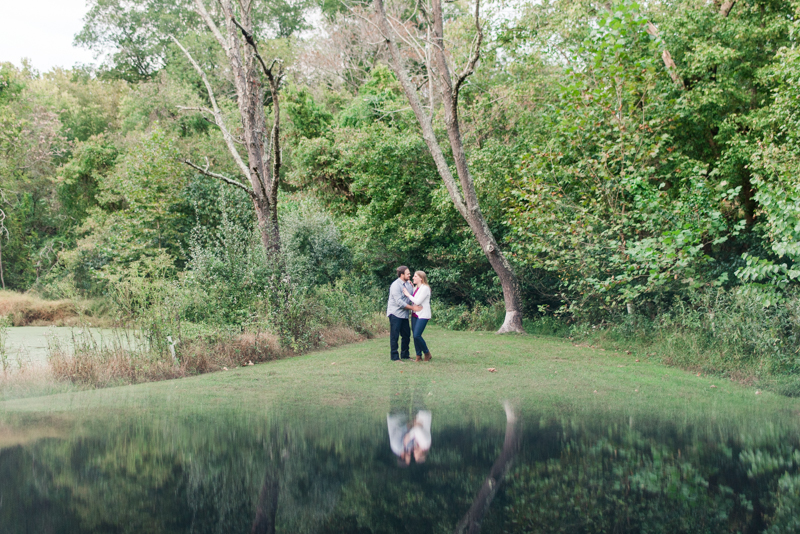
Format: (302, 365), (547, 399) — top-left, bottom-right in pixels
(2, 0), (800, 386)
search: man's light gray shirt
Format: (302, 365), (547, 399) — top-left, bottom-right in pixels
(386, 278), (414, 318)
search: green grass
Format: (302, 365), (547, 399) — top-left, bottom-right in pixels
(2, 327), (797, 430)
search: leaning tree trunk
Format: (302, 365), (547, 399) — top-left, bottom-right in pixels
(373, 0), (524, 332)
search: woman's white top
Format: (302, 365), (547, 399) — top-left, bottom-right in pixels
(406, 410), (432, 451)
(407, 285), (432, 319)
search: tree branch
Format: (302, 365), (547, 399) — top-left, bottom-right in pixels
(373, 0), (468, 218)
(387, 14), (427, 63)
(645, 22), (685, 89)
(339, 0), (388, 39)
(184, 159), (255, 197)
(231, 17), (282, 83)
(192, 0), (227, 50)
(453, 0), (483, 100)
(719, 0), (736, 17)
(170, 35), (253, 179)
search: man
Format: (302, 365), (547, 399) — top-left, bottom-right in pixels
(386, 266), (421, 361)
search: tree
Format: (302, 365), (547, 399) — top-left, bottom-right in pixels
(173, 0), (286, 253)
(369, 0), (525, 332)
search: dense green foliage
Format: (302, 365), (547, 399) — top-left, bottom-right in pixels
(2, 0), (800, 376)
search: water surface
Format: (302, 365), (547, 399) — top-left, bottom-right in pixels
(3, 327), (139, 368)
(2, 401), (800, 533)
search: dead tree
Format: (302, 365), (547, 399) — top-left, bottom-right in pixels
(173, 0), (284, 254)
(372, 0), (525, 333)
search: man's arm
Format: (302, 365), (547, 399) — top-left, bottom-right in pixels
(403, 283), (422, 312)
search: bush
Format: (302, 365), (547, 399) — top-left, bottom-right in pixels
(265, 272), (321, 353)
(281, 199), (352, 286)
(435, 300), (505, 331)
(523, 316), (570, 337)
(184, 196), (272, 326)
(312, 281), (384, 336)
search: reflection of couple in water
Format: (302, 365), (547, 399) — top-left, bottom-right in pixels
(387, 410), (432, 465)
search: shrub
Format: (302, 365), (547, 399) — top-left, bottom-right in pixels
(435, 300), (505, 331)
(281, 199), (352, 287)
(265, 272), (321, 353)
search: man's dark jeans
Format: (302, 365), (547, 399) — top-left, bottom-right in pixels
(388, 314), (411, 360)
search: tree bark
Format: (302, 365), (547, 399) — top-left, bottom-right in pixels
(0, 239), (5, 290)
(373, 0), (525, 333)
(719, 0), (737, 17)
(454, 402), (518, 534)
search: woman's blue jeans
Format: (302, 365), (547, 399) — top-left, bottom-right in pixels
(411, 317), (429, 356)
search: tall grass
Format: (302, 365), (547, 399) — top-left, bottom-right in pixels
(563, 287), (800, 385)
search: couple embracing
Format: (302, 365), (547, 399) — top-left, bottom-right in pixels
(386, 265), (432, 362)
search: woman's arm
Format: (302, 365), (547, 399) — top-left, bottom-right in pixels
(404, 286), (425, 304)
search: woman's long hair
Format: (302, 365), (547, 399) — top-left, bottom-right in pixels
(414, 271), (429, 287)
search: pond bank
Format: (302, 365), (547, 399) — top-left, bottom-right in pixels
(0, 290), (112, 327)
(2, 327), (789, 420)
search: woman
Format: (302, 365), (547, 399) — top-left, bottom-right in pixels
(403, 271), (432, 362)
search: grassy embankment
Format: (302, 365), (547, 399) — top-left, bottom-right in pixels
(2, 327), (795, 429)
(0, 290), (111, 327)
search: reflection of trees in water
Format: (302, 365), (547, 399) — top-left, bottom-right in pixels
(2, 413), (800, 533)
(455, 402), (518, 534)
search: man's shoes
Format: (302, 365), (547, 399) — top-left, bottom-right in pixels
(415, 355), (422, 362)
(424, 352), (432, 362)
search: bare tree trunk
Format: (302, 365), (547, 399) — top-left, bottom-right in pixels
(0, 239), (5, 290)
(373, 0), (525, 333)
(175, 0), (284, 254)
(454, 402), (518, 534)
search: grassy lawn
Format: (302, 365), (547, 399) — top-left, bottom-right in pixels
(2, 327), (796, 430)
